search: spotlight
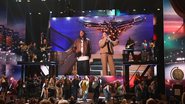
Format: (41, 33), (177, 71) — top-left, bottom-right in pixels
(133, 9), (136, 12)
(82, 11), (85, 13)
(66, 17), (71, 20)
(94, 16), (99, 18)
(41, 0), (46, 1)
(50, 11), (52, 14)
(60, 11), (63, 14)
(157, 8), (160, 11)
(79, 16), (84, 20)
(29, 12), (32, 15)
(27, 0), (30, 2)
(52, 17), (57, 21)
(143, 8), (146, 11)
(38, 12), (41, 15)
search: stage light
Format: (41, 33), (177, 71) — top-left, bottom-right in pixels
(133, 9), (136, 12)
(52, 17), (57, 21)
(82, 11), (85, 13)
(38, 12), (41, 15)
(50, 11), (52, 14)
(168, 36), (171, 40)
(143, 8), (146, 11)
(41, 0), (46, 1)
(29, 12), (32, 15)
(10, 77), (14, 81)
(60, 11), (63, 14)
(164, 41), (166, 44)
(176, 57), (185, 61)
(157, 8), (160, 11)
(94, 16), (99, 18)
(66, 17), (71, 21)
(79, 16), (84, 20)
(89, 10), (91, 13)
(27, 0), (30, 2)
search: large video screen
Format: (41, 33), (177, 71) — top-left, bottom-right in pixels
(163, 0), (185, 95)
(50, 14), (153, 56)
(164, 0), (185, 63)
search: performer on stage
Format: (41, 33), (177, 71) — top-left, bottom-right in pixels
(149, 40), (155, 61)
(99, 32), (119, 75)
(19, 41), (29, 61)
(40, 38), (51, 62)
(125, 37), (135, 61)
(29, 42), (38, 62)
(141, 39), (149, 61)
(73, 30), (91, 75)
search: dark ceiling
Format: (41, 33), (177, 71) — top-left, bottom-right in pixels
(7, 0), (162, 16)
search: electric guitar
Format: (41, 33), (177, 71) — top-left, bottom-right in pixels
(126, 41), (137, 49)
(40, 46), (52, 52)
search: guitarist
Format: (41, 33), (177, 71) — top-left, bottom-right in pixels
(40, 38), (51, 62)
(125, 37), (135, 61)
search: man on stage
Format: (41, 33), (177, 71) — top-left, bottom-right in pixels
(73, 30), (91, 75)
(125, 37), (135, 61)
(99, 32), (119, 76)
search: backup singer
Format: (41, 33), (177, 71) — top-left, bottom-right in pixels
(73, 30), (91, 75)
(99, 32), (119, 75)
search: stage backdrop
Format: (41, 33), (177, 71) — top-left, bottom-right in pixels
(50, 14), (153, 75)
(50, 15), (153, 54)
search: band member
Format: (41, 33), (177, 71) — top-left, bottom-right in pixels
(73, 30), (91, 75)
(0, 75), (8, 98)
(125, 37), (135, 61)
(141, 40), (148, 61)
(19, 41), (29, 61)
(99, 32), (119, 75)
(40, 38), (51, 62)
(79, 76), (89, 102)
(29, 42), (38, 62)
(149, 40), (155, 61)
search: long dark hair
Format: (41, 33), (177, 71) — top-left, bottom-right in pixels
(79, 30), (87, 40)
